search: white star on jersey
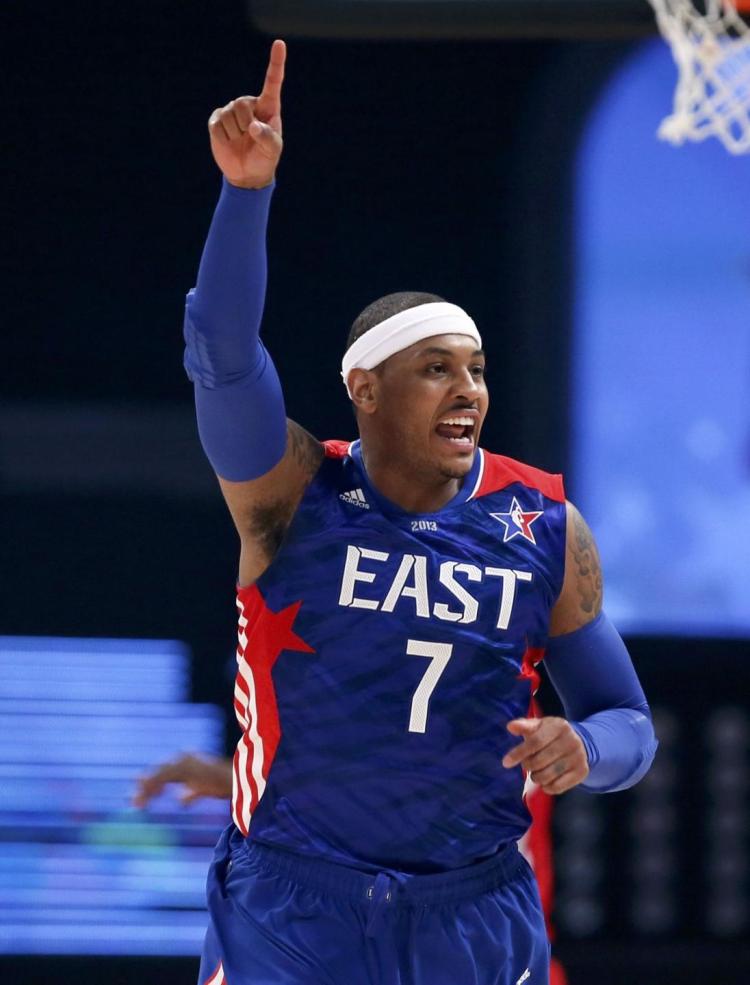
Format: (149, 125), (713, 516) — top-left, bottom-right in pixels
(490, 497), (544, 545)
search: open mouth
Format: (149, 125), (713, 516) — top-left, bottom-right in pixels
(434, 415), (476, 447)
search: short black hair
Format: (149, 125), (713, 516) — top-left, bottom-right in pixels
(345, 291), (446, 353)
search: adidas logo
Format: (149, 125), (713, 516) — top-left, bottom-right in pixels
(339, 488), (370, 509)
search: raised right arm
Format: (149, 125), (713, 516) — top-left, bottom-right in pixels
(183, 41), (323, 584)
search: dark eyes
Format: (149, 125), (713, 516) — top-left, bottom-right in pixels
(425, 363), (486, 377)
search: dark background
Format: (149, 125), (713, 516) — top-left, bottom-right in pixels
(3, 1), (749, 983)
(5, 0), (618, 723)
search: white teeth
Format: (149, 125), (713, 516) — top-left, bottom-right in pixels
(440, 416), (474, 426)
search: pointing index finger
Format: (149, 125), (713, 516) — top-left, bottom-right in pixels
(502, 729), (556, 769)
(258, 39), (286, 117)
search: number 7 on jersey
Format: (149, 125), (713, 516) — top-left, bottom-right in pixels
(407, 639), (454, 733)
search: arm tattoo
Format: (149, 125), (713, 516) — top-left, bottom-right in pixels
(247, 421), (324, 564)
(571, 508), (603, 620)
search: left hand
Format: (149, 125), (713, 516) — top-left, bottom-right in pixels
(132, 753), (233, 808)
(502, 716), (589, 795)
(208, 39), (286, 190)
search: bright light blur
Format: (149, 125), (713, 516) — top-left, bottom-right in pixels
(0, 636), (227, 955)
(572, 38), (750, 637)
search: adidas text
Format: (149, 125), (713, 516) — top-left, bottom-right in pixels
(340, 488), (370, 509)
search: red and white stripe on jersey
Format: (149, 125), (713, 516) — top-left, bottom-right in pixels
(519, 699), (569, 984)
(231, 584), (314, 836)
(518, 644), (545, 698)
(232, 595), (265, 836)
(203, 961), (225, 985)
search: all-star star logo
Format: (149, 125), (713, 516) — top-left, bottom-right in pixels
(490, 497), (544, 545)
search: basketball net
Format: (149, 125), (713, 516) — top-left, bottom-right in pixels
(648, 0), (750, 153)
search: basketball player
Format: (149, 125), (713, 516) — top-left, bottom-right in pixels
(182, 39), (656, 985)
(135, 754), (568, 984)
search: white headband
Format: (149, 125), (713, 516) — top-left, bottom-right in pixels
(341, 302), (482, 398)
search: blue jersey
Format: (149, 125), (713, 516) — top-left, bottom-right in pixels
(230, 440), (566, 873)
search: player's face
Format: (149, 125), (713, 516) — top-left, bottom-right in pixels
(373, 334), (489, 480)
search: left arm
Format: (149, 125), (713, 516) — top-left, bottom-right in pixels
(503, 502), (657, 795)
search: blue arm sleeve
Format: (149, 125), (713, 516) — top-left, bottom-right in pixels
(543, 612), (658, 793)
(183, 179), (287, 481)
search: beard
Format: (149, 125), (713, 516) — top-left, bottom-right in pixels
(436, 456), (474, 481)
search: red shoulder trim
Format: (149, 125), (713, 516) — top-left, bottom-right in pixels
(322, 439), (351, 459)
(475, 451), (565, 503)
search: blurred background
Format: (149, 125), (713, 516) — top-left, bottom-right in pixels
(3, 1), (749, 982)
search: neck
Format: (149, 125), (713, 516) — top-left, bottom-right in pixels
(359, 441), (465, 513)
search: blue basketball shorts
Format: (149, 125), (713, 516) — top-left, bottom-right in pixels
(198, 824), (550, 985)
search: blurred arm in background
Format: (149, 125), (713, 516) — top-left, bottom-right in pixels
(133, 753), (233, 808)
